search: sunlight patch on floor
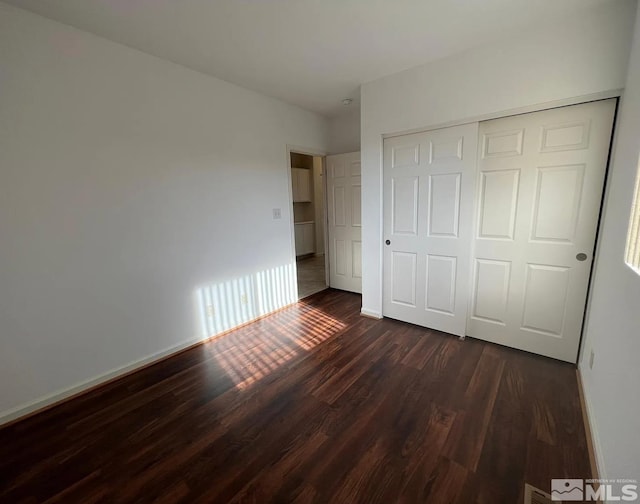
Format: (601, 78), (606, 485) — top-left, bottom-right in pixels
(211, 304), (347, 390)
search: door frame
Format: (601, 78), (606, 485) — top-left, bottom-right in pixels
(286, 145), (330, 295)
(380, 90), (621, 141)
(380, 91), (621, 362)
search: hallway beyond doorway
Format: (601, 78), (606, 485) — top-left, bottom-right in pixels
(297, 255), (326, 298)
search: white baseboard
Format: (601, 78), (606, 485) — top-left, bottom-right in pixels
(0, 294), (303, 428)
(577, 365), (606, 480)
(360, 308), (383, 319)
(0, 335), (207, 427)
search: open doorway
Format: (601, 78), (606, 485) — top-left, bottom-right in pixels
(290, 151), (328, 299)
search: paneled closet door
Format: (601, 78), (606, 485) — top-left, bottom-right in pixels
(467, 99), (616, 362)
(327, 152), (362, 293)
(382, 123), (479, 336)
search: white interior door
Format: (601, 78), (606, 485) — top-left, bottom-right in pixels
(383, 123), (478, 336)
(327, 152), (362, 293)
(467, 99), (616, 362)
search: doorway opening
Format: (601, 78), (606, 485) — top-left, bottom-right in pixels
(290, 151), (328, 299)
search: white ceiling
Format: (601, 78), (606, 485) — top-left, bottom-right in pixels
(3, 0), (619, 117)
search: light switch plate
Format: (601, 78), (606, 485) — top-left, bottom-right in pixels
(272, 208), (282, 220)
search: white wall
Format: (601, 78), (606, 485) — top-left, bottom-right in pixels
(579, 5), (640, 481)
(328, 109), (361, 154)
(0, 3), (328, 423)
(360, 1), (637, 316)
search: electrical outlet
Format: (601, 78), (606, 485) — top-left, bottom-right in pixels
(589, 349), (595, 369)
(272, 208), (282, 220)
(207, 305), (215, 317)
(240, 294), (248, 305)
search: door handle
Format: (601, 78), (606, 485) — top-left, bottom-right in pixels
(576, 253), (588, 261)
(385, 240), (391, 246)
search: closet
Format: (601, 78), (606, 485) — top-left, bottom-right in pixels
(382, 99), (616, 362)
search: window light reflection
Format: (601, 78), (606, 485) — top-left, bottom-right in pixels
(195, 264), (347, 390)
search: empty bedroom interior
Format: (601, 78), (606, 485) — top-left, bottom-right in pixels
(0, 0), (639, 502)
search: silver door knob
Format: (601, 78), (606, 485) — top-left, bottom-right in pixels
(576, 253), (588, 261)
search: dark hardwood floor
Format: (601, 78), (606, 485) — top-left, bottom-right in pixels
(0, 289), (591, 503)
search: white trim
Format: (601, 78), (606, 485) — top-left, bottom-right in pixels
(577, 365), (607, 480)
(0, 334), (203, 426)
(323, 157), (330, 286)
(0, 296), (303, 427)
(360, 308), (383, 319)
(376, 141), (385, 313)
(382, 90), (623, 140)
(286, 144), (327, 158)
(285, 146), (299, 299)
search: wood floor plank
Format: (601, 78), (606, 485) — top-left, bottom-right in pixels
(406, 456), (468, 504)
(0, 289), (593, 503)
(474, 349), (533, 502)
(441, 345), (505, 472)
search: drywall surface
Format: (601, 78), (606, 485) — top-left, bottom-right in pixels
(360, 1), (637, 317)
(328, 110), (361, 154)
(0, 3), (328, 422)
(579, 3), (640, 481)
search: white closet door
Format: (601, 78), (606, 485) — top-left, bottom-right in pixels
(327, 152), (362, 293)
(468, 99), (616, 362)
(383, 123), (478, 336)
